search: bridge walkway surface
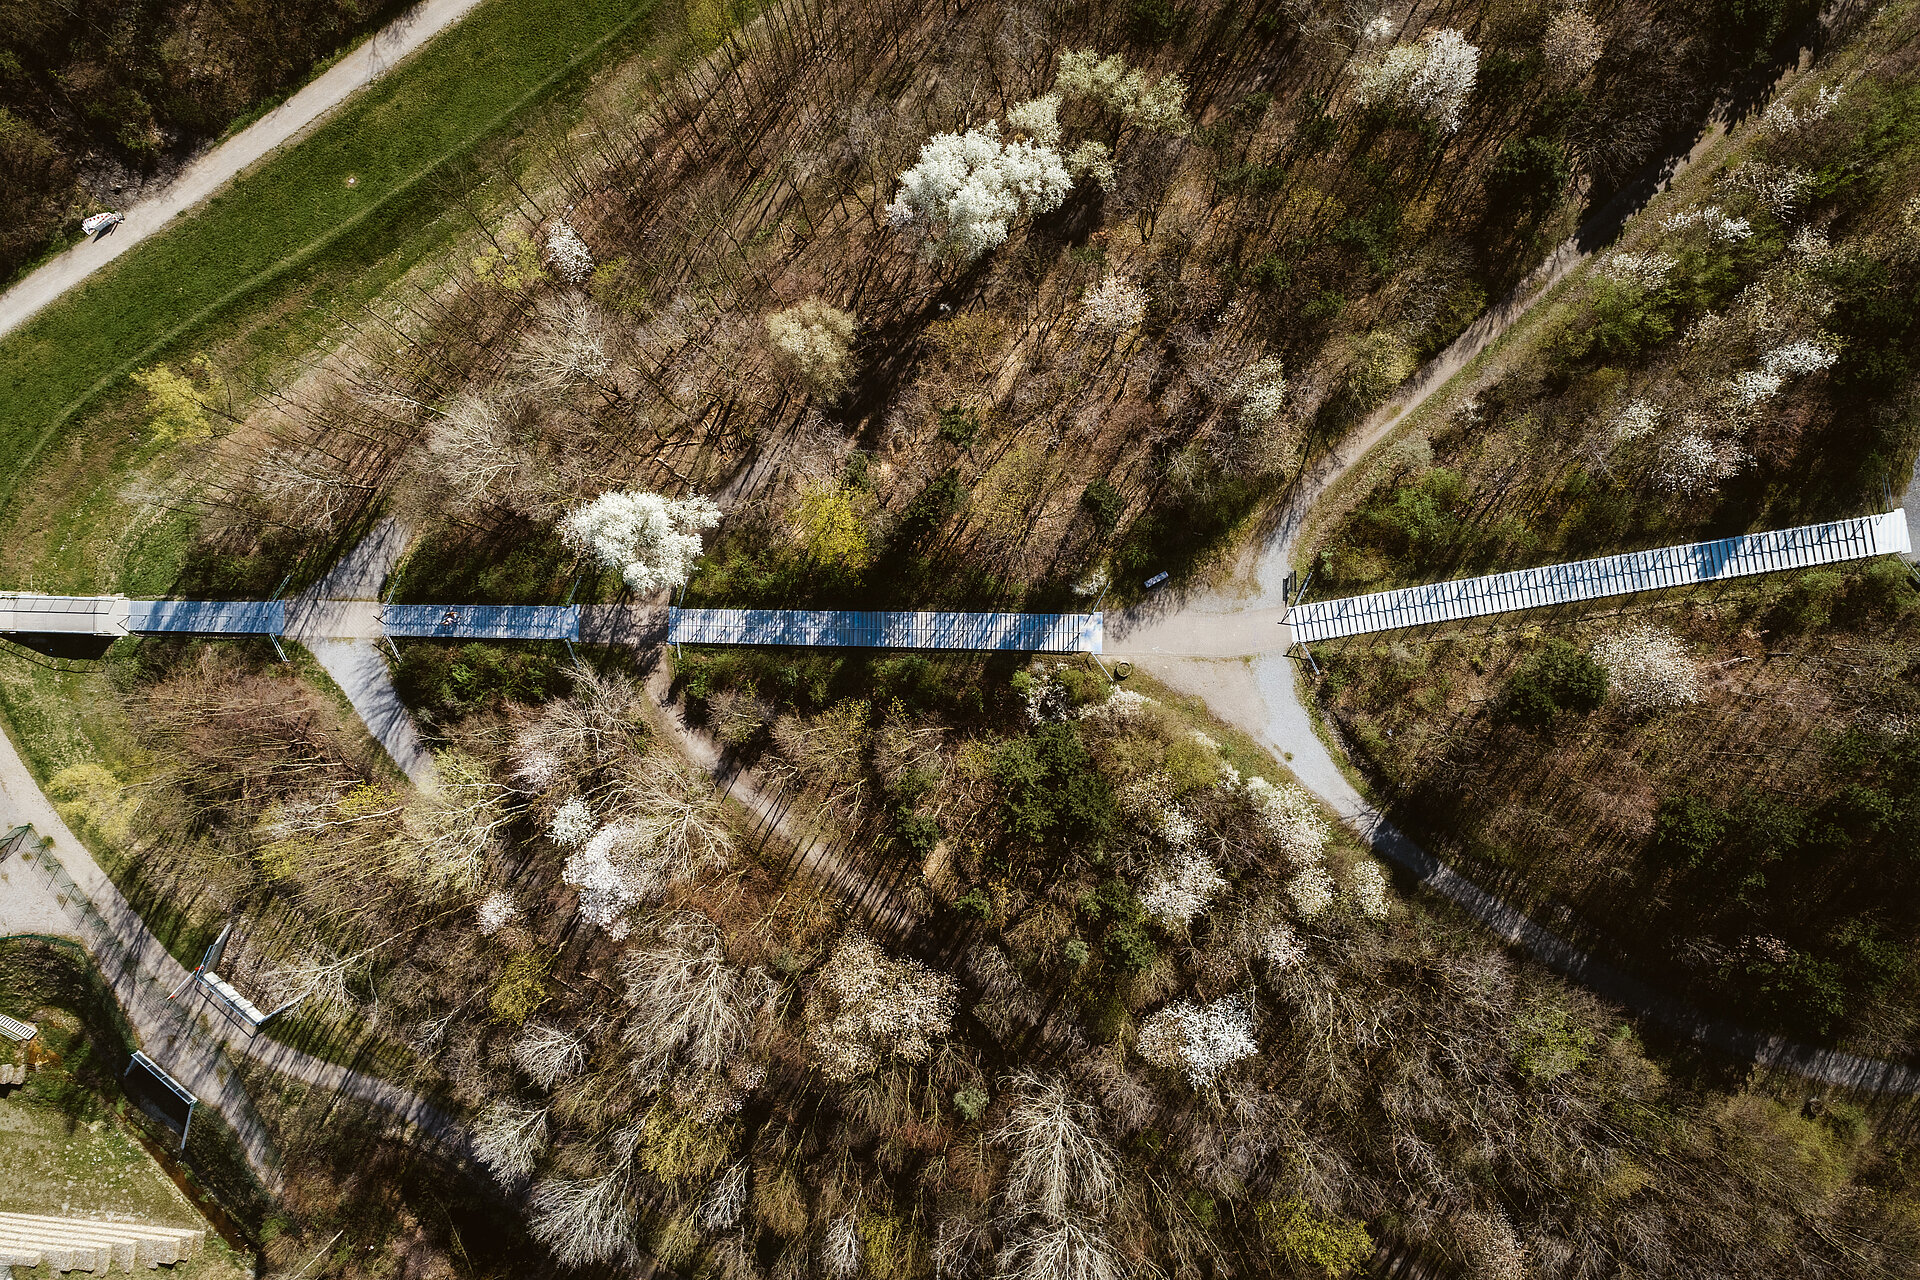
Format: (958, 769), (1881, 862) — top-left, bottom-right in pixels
(1286, 510), (1911, 644)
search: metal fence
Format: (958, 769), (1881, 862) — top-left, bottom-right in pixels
(668, 608), (1103, 653)
(1288, 511), (1913, 643)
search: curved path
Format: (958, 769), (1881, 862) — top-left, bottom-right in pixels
(0, 723), (469, 1187)
(0, 0), (488, 342)
(1110, 129), (1920, 1093)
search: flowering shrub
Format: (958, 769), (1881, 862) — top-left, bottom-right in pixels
(1653, 429), (1744, 495)
(562, 823), (646, 936)
(1760, 82), (1842, 135)
(1080, 272), (1148, 333)
(1065, 140), (1116, 190)
(548, 795), (595, 847)
(559, 489), (720, 593)
(1137, 992), (1259, 1088)
(1286, 864), (1336, 919)
(806, 932), (959, 1081)
(1591, 624), (1700, 712)
(476, 889), (520, 936)
(1609, 398), (1663, 443)
(1353, 28), (1480, 134)
(1234, 357), (1289, 425)
(1600, 251), (1676, 291)
(544, 219), (593, 283)
(1347, 861), (1391, 919)
(1056, 49), (1190, 133)
(1242, 776), (1331, 861)
(1540, 9), (1604, 87)
(1261, 922), (1306, 970)
(1762, 338), (1839, 378)
(1138, 851), (1228, 927)
(1662, 204), (1751, 243)
(1004, 94), (1062, 147)
(767, 298), (857, 398)
(1725, 164), (1812, 222)
(887, 123), (1071, 262)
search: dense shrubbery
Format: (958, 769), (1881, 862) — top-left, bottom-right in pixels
(1501, 639), (1608, 725)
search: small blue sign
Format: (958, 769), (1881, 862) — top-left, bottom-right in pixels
(1144, 571), (1170, 588)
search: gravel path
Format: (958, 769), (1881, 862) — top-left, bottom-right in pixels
(1109, 123), (1920, 1093)
(0, 0), (489, 343)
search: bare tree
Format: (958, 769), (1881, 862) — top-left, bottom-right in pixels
(996, 1219), (1125, 1280)
(995, 1072), (1121, 1222)
(529, 1164), (637, 1267)
(512, 1023), (588, 1089)
(473, 1100), (550, 1185)
(621, 913), (774, 1085)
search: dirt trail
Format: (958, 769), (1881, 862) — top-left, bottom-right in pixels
(0, 0), (489, 343)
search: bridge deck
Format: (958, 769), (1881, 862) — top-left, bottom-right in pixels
(383, 604), (580, 641)
(668, 608), (1103, 653)
(127, 600), (285, 634)
(1288, 510), (1912, 643)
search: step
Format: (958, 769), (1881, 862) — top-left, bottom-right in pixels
(0, 1213), (204, 1272)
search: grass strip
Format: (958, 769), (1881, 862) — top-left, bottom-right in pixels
(0, 0), (663, 511)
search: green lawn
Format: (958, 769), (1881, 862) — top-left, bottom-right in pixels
(0, 0), (671, 592)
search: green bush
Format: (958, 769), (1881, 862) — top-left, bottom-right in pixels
(1080, 477), (1124, 533)
(937, 405), (981, 448)
(392, 640), (571, 726)
(952, 1086), (989, 1122)
(1489, 135), (1572, 221)
(1502, 640), (1608, 726)
(896, 810), (940, 858)
(1652, 794), (1726, 870)
(1255, 1199), (1373, 1277)
(993, 723), (1117, 846)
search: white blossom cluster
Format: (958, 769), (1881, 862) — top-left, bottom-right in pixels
(1760, 82), (1842, 136)
(767, 299), (857, 398)
(886, 123), (1071, 262)
(1260, 922), (1307, 970)
(1138, 850), (1228, 927)
(1661, 204), (1752, 243)
(1137, 992), (1259, 1089)
(1286, 864), (1337, 919)
(1122, 771), (1199, 847)
(1729, 368), (1783, 407)
(1591, 624), (1700, 712)
(1022, 663), (1075, 724)
(1725, 163), (1813, 222)
(559, 489), (719, 593)
(476, 889), (520, 936)
(1762, 338), (1839, 378)
(549, 795), (595, 846)
(1540, 9), (1604, 87)
(1653, 430), (1745, 495)
(1080, 272), (1148, 333)
(1600, 250), (1676, 291)
(562, 823), (646, 937)
(1077, 687), (1151, 725)
(1241, 776), (1331, 861)
(1347, 861), (1391, 919)
(1608, 398), (1663, 444)
(1789, 225), (1835, 262)
(1232, 357), (1290, 425)
(1066, 140), (1116, 191)
(544, 219), (593, 284)
(1056, 49), (1191, 133)
(1005, 93), (1063, 146)
(1361, 14), (1395, 42)
(806, 932), (959, 1082)
(1353, 28), (1481, 134)
(1453, 1211), (1528, 1280)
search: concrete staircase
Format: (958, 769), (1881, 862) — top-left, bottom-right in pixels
(0, 1213), (204, 1272)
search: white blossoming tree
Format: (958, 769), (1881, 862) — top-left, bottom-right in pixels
(1233, 357), (1289, 425)
(1080, 272), (1148, 334)
(1137, 992), (1260, 1089)
(767, 298), (857, 399)
(1354, 28), (1480, 134)
(558, 489), (720, 593)
(476, 889), (519, 936)
(1138, 850), (1228, 928)
(886, 123), (1071, 262)
(1347, 861), (1391, 919)
(806, 931), (959, 1082)
(544, 218), (594, 283)
(1540, 10), (1604, 87)
(548, 795), (595, 846)
(1591, 624), (1700, 712)
(1055, 49), (1191, 133)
